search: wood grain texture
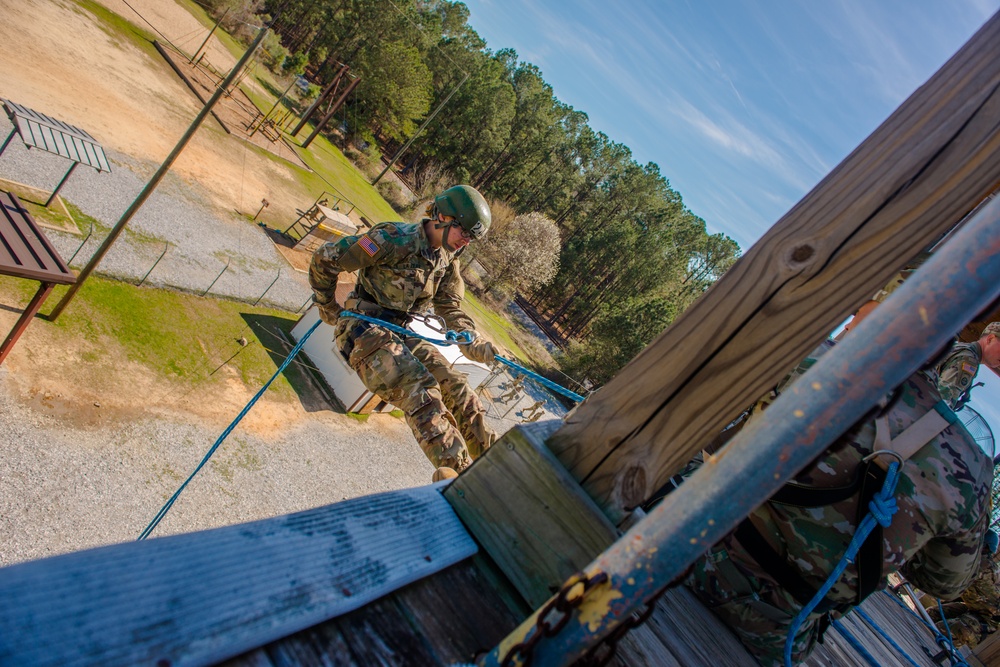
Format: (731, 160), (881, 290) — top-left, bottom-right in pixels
(221, 557), (527, 667)
(975, 629), (1000, 665)
(443, 421), (619, 608)
(805, 592), (941, 667)
(0, 485), (476, 667)
(547, 12), (1000, 522)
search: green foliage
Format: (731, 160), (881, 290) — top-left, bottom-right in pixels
(282, 51), (308, 76)
(474, 211), (560, 302)
(252, 0), (745, 382)
(260, 29), (289, 73)
(375, 180), (411, 214)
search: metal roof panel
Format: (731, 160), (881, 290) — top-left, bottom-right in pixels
(3, 99), (111, 173)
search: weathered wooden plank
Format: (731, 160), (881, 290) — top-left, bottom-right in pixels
(332, 595), (441, 666)
(444, 421), (619, 608)
(223, 556), (526, 667)
(637, 587), (757, 667)
(0, 485), (477, 667)
(547, 11), (1000, 522)
(392, 554), (526, 664)
(974, 629), (1000, 665)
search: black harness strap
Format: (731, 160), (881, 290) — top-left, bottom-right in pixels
(735, 458), (887, 612)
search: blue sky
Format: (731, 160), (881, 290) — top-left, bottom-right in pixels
(462, 0), (1000, 450)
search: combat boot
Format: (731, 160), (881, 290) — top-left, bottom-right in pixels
(432, 467), (458, 483)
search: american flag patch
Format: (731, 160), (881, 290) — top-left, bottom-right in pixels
(358, 236), (379, 257)
(962, 362), (977, 374)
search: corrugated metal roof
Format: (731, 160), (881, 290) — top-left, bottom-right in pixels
(0, 191), (75, 284)
(2, 99), (111, 173)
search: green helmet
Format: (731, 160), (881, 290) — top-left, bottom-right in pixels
(435, 185), (491, 240)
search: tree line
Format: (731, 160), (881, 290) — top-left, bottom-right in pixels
(225, 0), (743, 386)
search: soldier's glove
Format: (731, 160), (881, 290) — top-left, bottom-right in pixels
(462, 334), (497, 365)
(314, 295), (342, 326)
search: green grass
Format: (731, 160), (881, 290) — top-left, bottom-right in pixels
(81, 0), (399, 228)
(0, 273), (307, 400)
(288, 131), (400, 224)
(172, 0), (253, 63)
(462, 291), (528, 360)
(76, 0), (168, 63)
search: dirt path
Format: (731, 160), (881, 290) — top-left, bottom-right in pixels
(0, 0), (307, 223)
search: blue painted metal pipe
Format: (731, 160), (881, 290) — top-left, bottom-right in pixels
(478, 195), (1000, 667)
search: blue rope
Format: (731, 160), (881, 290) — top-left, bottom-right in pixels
(340, 311), (586, 403)
(854, 606), (922, 667)
(936, 598), (971, 667)
(881, 590), (968, 667)
(137, 320), (322, 540)
(784, 460), (901, 667)
(832, 618), (882, 667)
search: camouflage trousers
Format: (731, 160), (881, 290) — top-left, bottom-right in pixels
(685, 535), (839, 666)
(928, 602), (994, 648)
(338, 321), (496, 471)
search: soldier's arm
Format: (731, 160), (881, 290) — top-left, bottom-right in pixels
(308, 228), (392, 306)
(432, 259), (476, 333)
(936, 349), (979, 409)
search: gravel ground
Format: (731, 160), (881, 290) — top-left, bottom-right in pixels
(0, 361), (430, 567)
(0, 360), (565, 567)
(0, 114), (313, 312)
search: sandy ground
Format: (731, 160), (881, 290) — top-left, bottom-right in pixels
(0, 0), (420, 566)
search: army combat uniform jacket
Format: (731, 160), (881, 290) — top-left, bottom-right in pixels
(309, 221), (475, 334)
(686, 353), (994, 666)
(934, 341), (982, 411)
(309, 221), (494, 470)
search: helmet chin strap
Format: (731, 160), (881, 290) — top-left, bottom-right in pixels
(434, 218), (460, 252)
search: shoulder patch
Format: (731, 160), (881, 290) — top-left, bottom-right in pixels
(962, 362), (977, 375)
(358, 236), (380, 257)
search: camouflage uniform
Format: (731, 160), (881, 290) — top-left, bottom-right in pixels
(309, 221), (496, 471)
(933, 341), (982, 411)
(927, 551), (1000, 647)
(685, 366), (994, 666)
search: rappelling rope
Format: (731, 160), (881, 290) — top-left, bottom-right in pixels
(852, 606), (923, 667)
(831, 618), (883, 667)
(137, 319), (322, 540)
(881, 585), (970, 665)
(783, 454), (902, 667)
(340, 311), (586, 403)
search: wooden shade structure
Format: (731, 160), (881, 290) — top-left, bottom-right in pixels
(0, 191), (75, 365)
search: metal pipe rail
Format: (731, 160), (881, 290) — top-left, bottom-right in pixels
(479, 196), (1000, 666)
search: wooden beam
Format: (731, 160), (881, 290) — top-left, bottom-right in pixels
(548, 12), (1000, 522)
(0, 283), (52, 365)
(444, 421), (618, 608)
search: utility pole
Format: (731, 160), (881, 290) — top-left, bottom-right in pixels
(372, 72), (469, 185)
(49, 23), (273, 321)
(190, 8), (229, 64)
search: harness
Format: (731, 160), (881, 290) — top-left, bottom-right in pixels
(339, 284), (417, 360)
(725, 400), (959, 618)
